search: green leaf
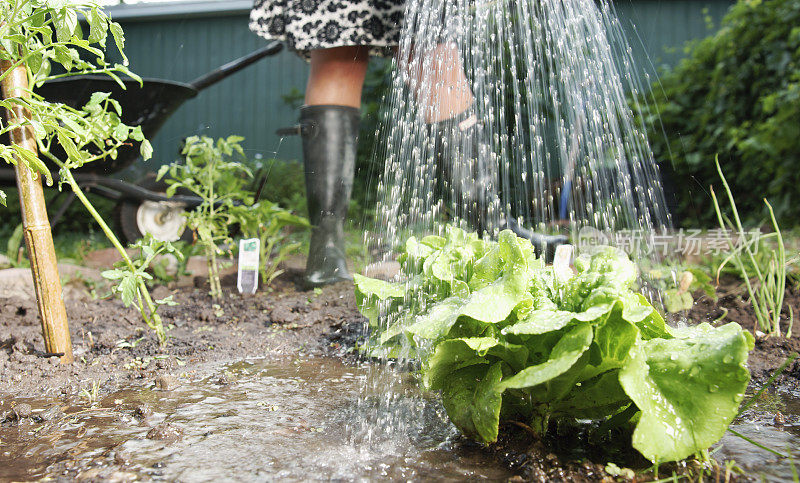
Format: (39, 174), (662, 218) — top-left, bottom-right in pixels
(108, 22), (127, 65)
(424, 338), (490, 391)
(139, 139), (153, 160)
(619, 323), (753, 463)
(503, 310), (575, 335)
(500, 323), (594, 390)
(354, 273), (405, 300)
(54, 7), (78, 43)
(12, 145), (52, 185)
(156, 164), (170, 181)
(118, 274), (138, 307)
(407, 296), (466, 340)
(552, 370), (630, 419)
(87, 7), (108, 46)
(664, 288), (694, 313)
(579, 306), (640, 381)
(440, 363), (504, 444)
(6, 223), (24, 260)
(101, 269), (125, 280)
(424, 337), (528, 390)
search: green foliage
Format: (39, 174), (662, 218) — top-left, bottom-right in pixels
(253, 159), (307, 216)
(1, 0), (172, 345)
(231, 200), (309, 286)
(641, 262), (716, 314)
(158, 135), (250, 299)
(102, 235), (181, 344)
(355, 226), (754, 463)
(0, 0), (150, 200)
(711, 158), (797, 337)
(638, 0), (800, 227)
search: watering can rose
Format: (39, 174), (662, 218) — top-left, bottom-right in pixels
(354, 227), (753, 463)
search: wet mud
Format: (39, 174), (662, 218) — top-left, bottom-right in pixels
(1, 266), (800, 481)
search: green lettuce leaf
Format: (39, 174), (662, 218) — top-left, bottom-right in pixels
(425, 337), (528, 390)
(619, 322), (753, 462)
(441, 363), (504, 444)
(500, 323), (594, 390)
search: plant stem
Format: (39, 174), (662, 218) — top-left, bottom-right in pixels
(57, 165), (167, 344)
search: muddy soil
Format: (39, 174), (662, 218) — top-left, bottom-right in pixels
(1, 263), (799, 481)
(0, 267), (362, 399)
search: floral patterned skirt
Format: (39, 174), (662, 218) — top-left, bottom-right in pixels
(249, 0), (404, 59)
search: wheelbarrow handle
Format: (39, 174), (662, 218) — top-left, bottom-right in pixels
(189, 41), (284, 91)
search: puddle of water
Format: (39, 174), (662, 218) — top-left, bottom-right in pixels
(0, 358), (513, 481)
(714, 391), (800, 482)
(3, 358), (800, 481)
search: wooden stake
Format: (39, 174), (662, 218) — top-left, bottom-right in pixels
(1, 59), (73, 364)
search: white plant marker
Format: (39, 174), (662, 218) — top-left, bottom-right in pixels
(553, 244), (575, 283)
(237, 238), (260, 294)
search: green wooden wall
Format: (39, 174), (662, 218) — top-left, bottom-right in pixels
(108, 0), (734, 179)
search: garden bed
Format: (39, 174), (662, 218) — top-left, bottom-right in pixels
(1, 258), (798, 481)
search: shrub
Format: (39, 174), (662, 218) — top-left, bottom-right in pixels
(638, 0), (800, 227)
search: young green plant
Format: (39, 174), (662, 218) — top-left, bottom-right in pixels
(1, 0), (171, 346)
(355, 226), (754, 464)
(710, 157), (797, 337)
(102, 235), (181, 344)
(158, 135), (251, 299)
(231, 200), (309, 286)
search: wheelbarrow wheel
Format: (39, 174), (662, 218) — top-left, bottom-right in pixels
(117, 175), (192, 244)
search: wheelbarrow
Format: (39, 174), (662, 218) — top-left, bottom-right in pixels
(0, 41), (284, 242)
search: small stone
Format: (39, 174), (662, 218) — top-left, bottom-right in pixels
(37, 405), (63, 422)
(76, 468), (102, 481)
(155, 375), (179, 391)
(48, 356), (61, 366)
(13, 403), (32, 419)
(108, 470), (138, 483)
(133, 403), (153, 419)
(113, 450), (130, 466)
(146, 422), (182, 442)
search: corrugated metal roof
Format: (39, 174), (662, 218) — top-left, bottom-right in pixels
(104, 1), (252, 22)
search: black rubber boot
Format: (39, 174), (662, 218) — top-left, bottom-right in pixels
(430, 109), (569, 262)
(299, 105), (359, 288)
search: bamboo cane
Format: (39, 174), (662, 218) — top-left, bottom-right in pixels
(1, 59), (73, 364)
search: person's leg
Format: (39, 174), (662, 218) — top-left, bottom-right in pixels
(404, 42), (474, 122)
(299, 47), (369, 287)
(306, 46), (370, 107)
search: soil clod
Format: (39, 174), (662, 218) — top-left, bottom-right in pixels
(155, 375), (179, 391)
(12, 402), (32, 420)
(146, 422), (183, 442)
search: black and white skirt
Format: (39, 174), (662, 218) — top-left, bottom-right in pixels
(249, 0), (405, 59)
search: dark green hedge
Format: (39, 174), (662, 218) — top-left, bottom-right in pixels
(640, 0), (800, 227)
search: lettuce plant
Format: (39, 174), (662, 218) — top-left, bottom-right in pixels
(355, 226), (753, 463)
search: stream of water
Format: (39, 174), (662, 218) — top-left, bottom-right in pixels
(370, 0), (671, 257)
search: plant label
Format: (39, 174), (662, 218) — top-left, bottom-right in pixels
(553, 244), (574, 283)
(237, 238), (260, 294)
